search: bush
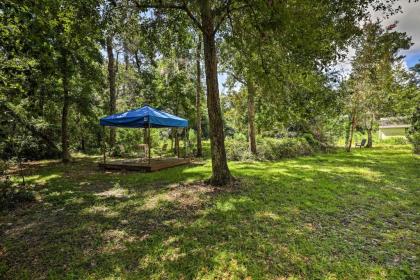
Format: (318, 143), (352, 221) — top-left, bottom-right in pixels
(407, 106), (420, 154)
(379, 136), (409, 145)
(0, 135), (60, 160)
(408, 132), (420, 154)
(259, 137), (314, 160)
(225, 138), (256, 161)
(225, 137), (316, 161)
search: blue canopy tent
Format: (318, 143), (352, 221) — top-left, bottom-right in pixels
(100, 105), (188, 128)
(99, 106), (189, 166)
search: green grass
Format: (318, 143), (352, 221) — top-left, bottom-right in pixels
(1, 145), (419, 279)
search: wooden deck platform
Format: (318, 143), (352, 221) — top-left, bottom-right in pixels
(98, 157), (191, 172)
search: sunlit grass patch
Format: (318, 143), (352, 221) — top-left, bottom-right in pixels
(0, 145), (419, 279)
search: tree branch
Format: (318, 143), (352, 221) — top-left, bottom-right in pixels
(229, 71), (247, 85)
(213, 2), (251, 36)
(0, 102), (60, 153)
(131, 1), (203, 31)
(213, 11), (229, 35)
(212, 0), (231, 35)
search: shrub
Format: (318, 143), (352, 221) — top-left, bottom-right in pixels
(302, 133), (323, 151)
(379, 136), (409, 145)
(0, 135), (60, 160)
(408, 132), (420, 154)
(226, 137), (316, 161)
(407, 106), (420, 154)
(225, 138), (256, 161)
(261, 137), (314, 160)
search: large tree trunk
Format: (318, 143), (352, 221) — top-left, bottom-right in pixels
(346, 113), (356, 152)
(200, 0), (232, 185)
(61, 63), (71, 163)
(246, 78), (257, 155)
(107, 35), (117, 148)
(195, 36), (203, 157)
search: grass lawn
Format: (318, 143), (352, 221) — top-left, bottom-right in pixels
(1, 145), (419, 279)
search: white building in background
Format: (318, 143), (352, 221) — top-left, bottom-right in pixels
(378, 117), (410, 140)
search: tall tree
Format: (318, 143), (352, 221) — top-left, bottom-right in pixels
(345, 21), (411, 149)
(106, 35), (117, 148)
(55, 1), (103, 162)
(246, 77), (257, 154)
(195, 36), (203, 157)
(59, 49), (71, 162)
(199, 0), (232, 184)
(131, 0), (233, 185)
(128, 0), (400, 184)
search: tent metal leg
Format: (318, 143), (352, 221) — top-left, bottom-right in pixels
(102, 126), (106, 164)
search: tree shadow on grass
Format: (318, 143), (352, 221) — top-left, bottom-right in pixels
(1, 148), (418, 279)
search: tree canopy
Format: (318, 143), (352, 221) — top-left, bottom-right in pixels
(1, 0), (419, 183)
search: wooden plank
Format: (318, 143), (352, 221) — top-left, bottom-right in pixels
(150, 158), (190, 171)
(98, 163), (150, 172)
(98, 158), (190, 172)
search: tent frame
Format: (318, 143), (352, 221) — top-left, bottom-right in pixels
(100, 106), (189, 171)
(102, 125), (188, 164)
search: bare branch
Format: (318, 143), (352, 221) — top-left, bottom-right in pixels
(182, 2), (203, 32)
(212, 0), (231, 35)
(213, 11), (229, 35)
(230, 71), (247, 85)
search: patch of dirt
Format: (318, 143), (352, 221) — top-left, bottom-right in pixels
(141, 180), (242, 211)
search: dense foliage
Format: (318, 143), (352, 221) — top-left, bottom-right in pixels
(407, 106), (420, 154)
(342, 21), (417, 151)
(225, 136), (324, 162)
(1, 0), (419, 183)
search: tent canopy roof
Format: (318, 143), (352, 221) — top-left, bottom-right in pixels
(100, 106), (188, 128)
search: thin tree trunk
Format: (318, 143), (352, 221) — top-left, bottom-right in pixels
(195, 36), (203, 157)
(1, 103), (60, 154)
(347, 113), (356, 152)
(366, 128), (372, 148)
(123, 44), (129, 97)
(61, 63), (71, 163)
(175, 130), (180, 157)
(344, 115), (352, 147)
(115, 51), (119, 98)
(134, 51), (141, 73)
(81, 138), (85, 152)
(107, 35), (116, 148)
(366, 119), (373, 148)
(170, 129), (174, 151)
(200, 0), (232, 185)
(246, 78), (257, 155)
